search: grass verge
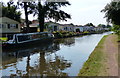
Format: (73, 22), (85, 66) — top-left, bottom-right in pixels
(78, 35), (109, 76)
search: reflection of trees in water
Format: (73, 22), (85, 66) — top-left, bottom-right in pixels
(2, 42), (58, 65)
(29, 52), (72, 77)
(47, 55), (71, 76)
(54, 38), (75, 47)
(2, 41), (72, 77)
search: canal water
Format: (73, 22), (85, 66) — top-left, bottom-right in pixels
(1, 32), (112, 77)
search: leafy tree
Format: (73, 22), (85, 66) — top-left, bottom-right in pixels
(70, 23), (74, 25)
(1, 2), (21, 22)
(101, 1), (120, 25)
(85, 23), (94, 26)
(17, 1), (36, 32)
(34, 1), (71, 32)
(106, 24), (112, 28)
(101, 1), (120, 35)
(98, 24), (106, 28)
(44, 23), (49, 29)
(89, 23), (94, 26)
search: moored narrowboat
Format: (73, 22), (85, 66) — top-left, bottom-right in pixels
(2, 32), (54, 49)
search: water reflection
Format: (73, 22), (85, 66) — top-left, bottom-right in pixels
(2, 38), (75, 77)
(2, 32), (112, 77)
(54, 37), (75, 47)
(32, 53), (72, 76)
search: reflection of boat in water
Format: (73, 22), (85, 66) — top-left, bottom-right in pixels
(2, 37), (75, 68)
(2, 32), (54, 49)
(2, 40), (72, 77)
(2, 41), (60, 57)
(2, 35), (76, 76)
(2, 42), (60, 68)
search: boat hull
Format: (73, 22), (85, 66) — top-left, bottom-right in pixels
(2, 37), (53, 50)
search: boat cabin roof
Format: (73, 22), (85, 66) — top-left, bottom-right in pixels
(15, 32), (50, 36)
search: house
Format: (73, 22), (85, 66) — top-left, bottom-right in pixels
(104, 28), (110, 31)
(46, 21), (76, 32)
(74, 25), (84, 32)
(21, 20), (39, 33)
(22, 21), (59, 32)
(59, 24), (74, 32)
(22, 23), (39, 33)
(96, 26), (104, 31)
(82, 26), (89, 31)
(0, 17), (21, 36)
(46, 22), (59, 32)
(82, 26), (97, 32)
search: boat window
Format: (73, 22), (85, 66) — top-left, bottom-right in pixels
(17, 35), (31, 42)
(17, 33), (49, 42)
(31, 33), (48, 39)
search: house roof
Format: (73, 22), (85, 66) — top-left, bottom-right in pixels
(0, 17), (19, 24)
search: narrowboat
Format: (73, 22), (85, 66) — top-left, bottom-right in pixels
(2, 32), (54, 49)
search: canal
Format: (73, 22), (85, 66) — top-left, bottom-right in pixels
(1, 32), (112, 77)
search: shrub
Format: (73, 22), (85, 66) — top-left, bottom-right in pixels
(84, 31), (89, 34)
(68, 32), (74, 36)
(0, 37), (8, 41)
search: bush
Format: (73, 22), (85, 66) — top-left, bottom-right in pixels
(58, 32), (63, 38)
(112, 25), (120, 35)
(84, 31), (89, 34)
(0, 37), (8, 43)
(53, 31), (76, 38)
(112, 25), (120, 41)
(0, 37), (8, 41)
(68, 32), (74, 36)
(53, 31), (63, 38)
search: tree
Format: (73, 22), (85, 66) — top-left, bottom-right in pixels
(106, 24), (112, 28)
(70, 23), (74, 25)
(101, 1), (120, 25)
(98, 24), (106, 28)
(1, 2), (21, 22)
(23, 2), (29, 32)
(85, 23), (94, 26)
(101, 1), (120, 35)
(34, 1), (71, 32)
(17, 1), (36, 32)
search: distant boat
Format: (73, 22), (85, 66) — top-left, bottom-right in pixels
(2, 32), (54, 49)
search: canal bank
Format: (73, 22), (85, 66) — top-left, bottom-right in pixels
(78, 34), (118, 76)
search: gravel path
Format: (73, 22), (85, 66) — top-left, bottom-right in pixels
(104, 34), (118, 76)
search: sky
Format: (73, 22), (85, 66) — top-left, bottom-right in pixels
(58, 0), (112, 25)
(1, 0), (112, 26)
